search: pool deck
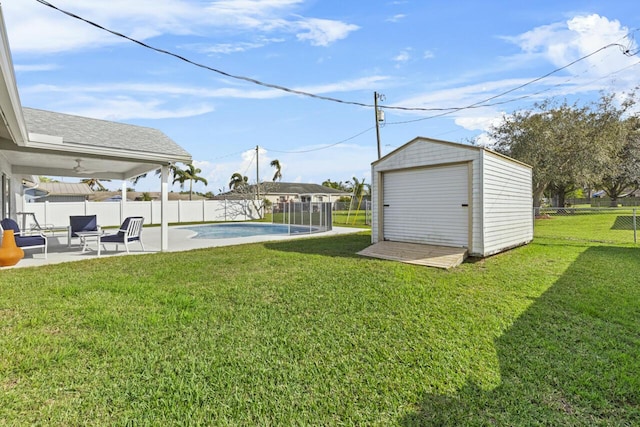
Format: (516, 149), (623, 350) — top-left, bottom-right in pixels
(4, 225), (365, 269)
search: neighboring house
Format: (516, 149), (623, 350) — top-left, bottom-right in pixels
(0, 6), (192, 251)
(216, 182), (351, 205)
(90, 191), (207, 202)
(24, 182), (93, 203)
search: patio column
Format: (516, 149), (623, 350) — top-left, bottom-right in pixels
(160, 165), (169, 251)
(120, 181), (126, 223)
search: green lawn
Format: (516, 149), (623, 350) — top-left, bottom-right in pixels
(0, 219), (638, 425)
(332, 209), (369, 227)
(536, 209), (638, 244)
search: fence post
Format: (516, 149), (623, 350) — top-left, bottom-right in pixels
(633, 208), (637, 244)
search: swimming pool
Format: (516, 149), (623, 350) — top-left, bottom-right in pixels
(181, 222), (317, 239)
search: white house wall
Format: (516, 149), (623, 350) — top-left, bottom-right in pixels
(481, 150), (533, 256)
(372, 138), (483, 253)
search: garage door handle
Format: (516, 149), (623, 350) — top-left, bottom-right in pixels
(383, 204), (390, 207)
(461, 204), (468, 207)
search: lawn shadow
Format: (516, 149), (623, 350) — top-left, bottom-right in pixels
(263, 231), (372, 258)
(401, 246), (640, 426)
(610, 216), (636, 230)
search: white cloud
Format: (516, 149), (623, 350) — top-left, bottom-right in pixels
(423, 50), (435, 59)
(294, 18), (360, 47)
(296, 75), (390, 94)
(502, 14), (637, 78)
(4, 0), (358, 54)
(386, 14), (406, 23)
(393, 48), (412, 64)
(63, 97), (214, 121)
(20, 73), (387, 112)
(188, 143), (374, 196)
(14, 63), (60, 72)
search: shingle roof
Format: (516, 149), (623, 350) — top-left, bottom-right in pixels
(262, 182), (351, 195)
(22, 107), (191, 158)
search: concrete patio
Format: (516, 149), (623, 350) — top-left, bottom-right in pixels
(5, 225), (364, 269)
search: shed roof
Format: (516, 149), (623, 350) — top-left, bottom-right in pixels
(373, 136), (531, 169)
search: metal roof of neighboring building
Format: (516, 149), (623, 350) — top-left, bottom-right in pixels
(37, 182), (93, 196)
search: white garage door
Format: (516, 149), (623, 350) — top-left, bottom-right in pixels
(383, 164), (469, 247)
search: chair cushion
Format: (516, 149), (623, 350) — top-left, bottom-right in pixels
(15, 235), (45, 247)
(1, 218), (20, 233)
(100, 233), (123, 243)
(70, 215), (98, 236)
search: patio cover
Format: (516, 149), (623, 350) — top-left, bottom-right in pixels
(0, 5), (192, 251)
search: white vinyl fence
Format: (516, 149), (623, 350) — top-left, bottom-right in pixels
(22, 199), (261, 228)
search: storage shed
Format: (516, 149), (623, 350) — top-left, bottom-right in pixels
(370, 137), (533, 259)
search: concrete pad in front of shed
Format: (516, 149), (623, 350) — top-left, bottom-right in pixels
(357, 241), (467, 269)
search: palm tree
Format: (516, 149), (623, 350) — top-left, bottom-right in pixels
(130, 164), (180, 188)
(270, 159), (282, 182)
(172, 163), (208, 200)
(322, 179), (348, 191)
(81, 178), (110, 191)
(347, 177), (370, 198)
(229, 172), (249, 190)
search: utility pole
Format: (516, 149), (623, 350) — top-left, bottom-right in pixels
(374, 92), (385, 159)
(255, 145), (260, 201)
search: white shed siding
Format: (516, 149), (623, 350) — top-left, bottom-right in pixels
(481, 151), (533, 255)
(372, 138), (482, 252)
(382, 164), (469, 246)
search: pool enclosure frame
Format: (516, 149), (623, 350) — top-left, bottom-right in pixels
(272, 201), (333, 234)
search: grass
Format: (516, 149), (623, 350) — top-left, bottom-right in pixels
(332, 209), (369, 227)
(536, 209), (638, 244)
(0, 218), (639, 425)
(259, 209), (370, 228)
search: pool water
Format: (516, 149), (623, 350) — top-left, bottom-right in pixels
(182, 222), (315, 239)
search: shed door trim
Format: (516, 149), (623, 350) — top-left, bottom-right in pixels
(382, 163), (470, 247)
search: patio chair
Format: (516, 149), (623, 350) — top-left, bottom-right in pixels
(68, 215), (99, 247)
(19, 212), (67, 235)
(99, 217), (144, 254)
(0, 218), (47, 258)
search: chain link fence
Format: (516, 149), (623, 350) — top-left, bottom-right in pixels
(535, 207), (638, 244)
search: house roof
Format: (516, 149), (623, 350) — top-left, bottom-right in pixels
(0, 6), (191, 182)
(23, 108), (190, 158)
(37, 182), (93, 196)
(219, 182), (351, 198)
(262, 182), (351, 195)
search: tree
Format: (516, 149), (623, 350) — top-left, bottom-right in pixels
(346, 177), (370, 209)
(270, 159), (283, 182)
(229, 172), (249, 190)
(598, 115), (640, 205)
(172, 163), (208, 200)
(81, 178), (110, 191)
(322, 179), (348, 191)
(488, 97), (619, 207)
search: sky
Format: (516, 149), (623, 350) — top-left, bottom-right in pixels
(3, 0), (640, 194)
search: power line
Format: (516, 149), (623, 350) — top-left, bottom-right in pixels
(34, 0), (377, 110)
(34, 0), (634, 115)
(265, 126), (375, 153)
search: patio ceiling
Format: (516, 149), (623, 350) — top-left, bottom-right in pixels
(1, 138), (180, 181)
(1, 141), (161, 180)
